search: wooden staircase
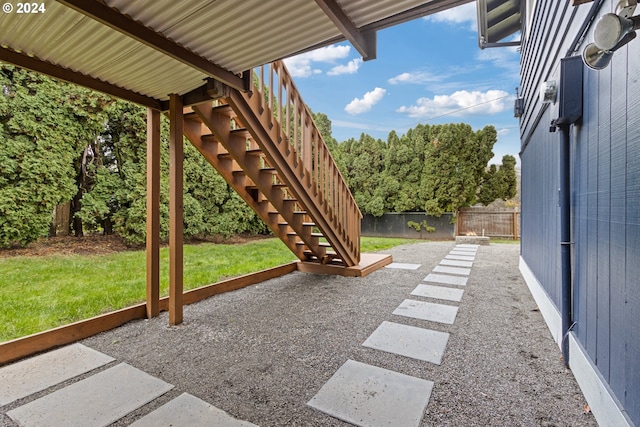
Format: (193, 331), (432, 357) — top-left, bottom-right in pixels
(182, 61), (361, 268)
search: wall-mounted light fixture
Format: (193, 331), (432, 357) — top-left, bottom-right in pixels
(583, 1), (640, 70)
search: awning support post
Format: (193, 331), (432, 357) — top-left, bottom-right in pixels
(145, 108), (161, 318)
(169, 94), (184, 325)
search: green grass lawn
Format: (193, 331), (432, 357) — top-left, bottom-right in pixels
(0, 237), (415, 342)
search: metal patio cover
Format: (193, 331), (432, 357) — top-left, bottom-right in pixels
(0, 0), (472, 110)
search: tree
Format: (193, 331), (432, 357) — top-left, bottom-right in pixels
(79, 99), (268, 245)
(0, 65), (109, 247)
(498, 154), (518, 200)
(337, 133), (387, 216)
(477, 154), (518, 206)
(477, 164), (501, 206)
(420, 123), (496, 216)
(378, 129), (426, 212)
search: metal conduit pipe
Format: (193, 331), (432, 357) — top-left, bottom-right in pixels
(558, 123), (572, 367)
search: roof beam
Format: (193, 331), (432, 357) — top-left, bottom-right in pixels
(314, 0), (377, 60)
(292, 0), (473, 58)
(0, 47), (164, 110)
(56, 0), (248, 91)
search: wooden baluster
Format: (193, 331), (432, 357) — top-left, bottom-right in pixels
(312, 129), (317, 190)
(333, 166), (338, 222)
(269, 63), (274, 118)
(303, 116), (312, 180)
(259, 66), (264, 96)
(293, 96), (299, 163)
(278, 69), (283, 125)
(286, 84), (291, 145)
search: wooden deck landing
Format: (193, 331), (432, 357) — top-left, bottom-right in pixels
(296, 253), (393, 277)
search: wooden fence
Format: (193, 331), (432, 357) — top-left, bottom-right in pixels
(456, 208), (520, 240)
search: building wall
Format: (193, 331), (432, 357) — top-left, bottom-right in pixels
(520, 0), (640, 424)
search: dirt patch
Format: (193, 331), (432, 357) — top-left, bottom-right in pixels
(0, 234), (269, 258)
(0, 235), (136, 258)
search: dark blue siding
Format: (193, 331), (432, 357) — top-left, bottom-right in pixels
(608, 46), (628, 399)
(520, 0), (640, 424)
(624, 44), (640, 423)
(521, 111), (561, 309)
(596, 62), (611, 381)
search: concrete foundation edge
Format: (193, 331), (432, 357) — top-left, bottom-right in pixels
(519, 256), (634, 427)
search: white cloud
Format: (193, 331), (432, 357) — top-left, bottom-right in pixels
(476, 46), (520, 74)
(331, 119), (393, 133)
(388, 71), (441, 85)
(497, 128), (511, 136)
(284, 44), (351, 77)
(396, 89), (510, 119)
(327, 58), (363, 76)
(424, 2), (477, 31)
(344, 87), (387, 115)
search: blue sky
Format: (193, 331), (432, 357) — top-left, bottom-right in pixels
(283, 3), (521, 166)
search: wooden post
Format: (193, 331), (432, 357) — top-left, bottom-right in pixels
(169, 94), (184, 325)
(513, 210), (519, 240)
(146, 108), (161, 318)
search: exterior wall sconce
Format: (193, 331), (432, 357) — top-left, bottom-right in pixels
(583, 0), (640, 70)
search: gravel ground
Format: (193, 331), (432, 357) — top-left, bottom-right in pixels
(1, 241), (596, 426)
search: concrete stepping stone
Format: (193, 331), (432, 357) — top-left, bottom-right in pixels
(452, 247), (477, 253)
(456, 244), (479, 249)
(445, 254), (475, 261)
(439, 259), (473, 268)
(385, 262), (421, 270)
(129, 393), (257, 427)
(393, 299), (458, 324)
(307, 359), (433, 427)
(0, 343), (114, 406)
(424, 273), (468, 286)
(363, 321), (450, 365)
(433, 265), (471, 276)
(411, 283), (464, 302)
(7, 363), (173, 427)
(449, 250), (476, 256)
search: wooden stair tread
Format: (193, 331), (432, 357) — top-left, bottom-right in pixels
(218, 148), (263, 159)
(287, 232), (323, 237)
(212, 103), (233, 114)
(230, 127), (249, 134)
(297, 241), (331, 247)
(247, 183), (286, 190)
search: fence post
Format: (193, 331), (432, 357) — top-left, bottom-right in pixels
(513, 211), (518, 240)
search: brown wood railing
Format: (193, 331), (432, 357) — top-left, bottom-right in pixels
(236, 61), (361, 265)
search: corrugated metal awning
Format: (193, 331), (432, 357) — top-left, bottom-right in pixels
(0, 0), (474, 110)
(477, 0), (523, 49)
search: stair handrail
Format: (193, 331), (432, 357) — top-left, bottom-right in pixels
(250, 60), (362, 264)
